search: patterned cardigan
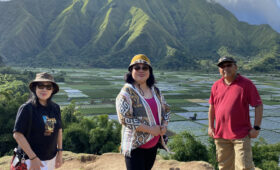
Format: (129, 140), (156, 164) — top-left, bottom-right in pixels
(116, 83), (171, 156)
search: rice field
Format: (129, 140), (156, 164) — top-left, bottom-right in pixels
(19, 68), (280, 145)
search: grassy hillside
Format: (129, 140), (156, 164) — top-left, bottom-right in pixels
(0, 0), (279, 71)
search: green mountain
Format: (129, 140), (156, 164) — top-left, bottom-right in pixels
(0, 0), (279, 71)
(0, 55), (4, 67)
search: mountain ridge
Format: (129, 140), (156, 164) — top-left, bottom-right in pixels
(0, 0), (279, 71)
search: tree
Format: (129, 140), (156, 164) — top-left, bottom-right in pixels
(0, 71), (30, 156)
(168, 131), (209, 162)
(61, 104), (121, 155)
(252, 138), (280, 170)
(88, 115), (121, 154)
(63, 123), (90, 153)
(61, 101), (78, 128)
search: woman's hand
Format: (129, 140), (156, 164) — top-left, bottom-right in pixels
(136, 124), (161, 136)
(29, 157), (44, 170)
(149, 125), (161, 136)
(55, 151), (63, 168)
(160, 125), (167, 136)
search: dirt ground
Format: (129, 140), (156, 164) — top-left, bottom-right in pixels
(1, 151), (214, 170)
(58, 152), (214, 170)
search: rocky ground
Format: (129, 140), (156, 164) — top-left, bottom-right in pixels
(0, 151), (214, 170)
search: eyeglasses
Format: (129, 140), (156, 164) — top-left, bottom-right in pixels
(37, 83), (53, 90)
(133, 65), (149, 71)
(220, 63), (233, 69)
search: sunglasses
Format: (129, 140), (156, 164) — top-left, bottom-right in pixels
(133, 65), (149, 71)
(220, 63), (233, 69)
(37, 83), (53, 90)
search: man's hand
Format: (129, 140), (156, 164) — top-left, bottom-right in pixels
(249, 128), (260, 138)
(208, 127), (215, 138)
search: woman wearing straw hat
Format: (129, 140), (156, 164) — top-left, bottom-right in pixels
(13, 72), (63, 170)
(116, 54), (171, 170)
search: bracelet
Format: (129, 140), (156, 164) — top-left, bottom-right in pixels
(57, 148), (63, 152)
(30, 156), (37, 160)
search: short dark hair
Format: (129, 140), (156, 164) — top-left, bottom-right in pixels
(125, 66), (155, 88)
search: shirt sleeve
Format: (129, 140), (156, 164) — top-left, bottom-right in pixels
(116, 93), (141, 130)
(13, 104), (31, 135)
(247, 81), (262, 107)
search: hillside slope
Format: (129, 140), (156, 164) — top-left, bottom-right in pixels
(0, 0), (279, 71)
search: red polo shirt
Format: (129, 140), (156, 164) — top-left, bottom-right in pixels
(209, 74), (262, 139)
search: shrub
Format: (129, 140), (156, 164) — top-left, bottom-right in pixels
(168, 131), (208, 162)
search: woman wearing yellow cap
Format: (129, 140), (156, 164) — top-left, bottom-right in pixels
(116, 54), (171, 170)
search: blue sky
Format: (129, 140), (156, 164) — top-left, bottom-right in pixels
(211, 0), (280, 33)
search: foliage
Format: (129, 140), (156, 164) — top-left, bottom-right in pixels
(0, 70), (32, 156)
(62, 102), (121, 155)
(167, 131), (209, 162)
(207, 137), (218, 170)
(54, 72), (66, 82)
(252, 138), (280, 170)
(0, 0), (280, 71)
(61, 101), (78, 128)
(63, 123), (90, 153)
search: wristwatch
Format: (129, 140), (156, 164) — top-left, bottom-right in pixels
(253, 125), (261, 130)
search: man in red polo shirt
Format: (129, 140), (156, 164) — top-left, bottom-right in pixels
(208, 56), (263, 170)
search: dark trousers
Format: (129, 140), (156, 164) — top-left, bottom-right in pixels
(125, 145), (158, 170)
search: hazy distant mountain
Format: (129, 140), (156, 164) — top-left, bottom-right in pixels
(212, 0), (280, 33)
(0, 0), (279, 71)
(0, 55), (4, 66)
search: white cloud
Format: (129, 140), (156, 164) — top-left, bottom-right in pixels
(0, 0), (11, 1)
(209, 0), (280, 32)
